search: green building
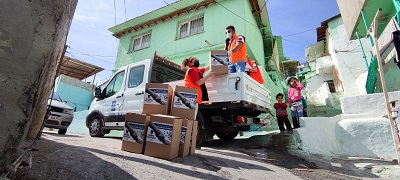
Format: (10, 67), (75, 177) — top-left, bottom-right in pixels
(108, 0), (287, 125)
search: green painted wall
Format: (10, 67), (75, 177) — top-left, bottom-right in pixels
(113, 0), (286, 131)
(114, 0), (266, 71)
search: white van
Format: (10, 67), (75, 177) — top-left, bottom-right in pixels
(86, 53), (271, 144)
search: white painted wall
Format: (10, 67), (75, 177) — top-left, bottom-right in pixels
(341, 91), (400, 115)
(306, 75), (331, 104)
(327, 16), (372, 97)
(315, 56), (333, 74)
(296, 114), (397, 159)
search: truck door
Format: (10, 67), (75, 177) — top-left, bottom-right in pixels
(120, 64), (147, 119)
(101, 70), (126, 128)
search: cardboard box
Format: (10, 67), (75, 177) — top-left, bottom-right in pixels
(171, 86), (198, 120)
(189, 120), (199, 155)
(121, 113), (149, 154)
(210, 50), (229, 74)
(144, 114), (182, 160)
(178, 119), (194, 157)
(143, 83), (173, 115)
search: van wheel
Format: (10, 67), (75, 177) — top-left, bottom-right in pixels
(216, 131), (238, 141)
(58, 129), (67, 135)
(89, 115), (105, 137)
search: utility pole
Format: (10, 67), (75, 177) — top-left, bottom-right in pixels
(370, 9), (400, 165)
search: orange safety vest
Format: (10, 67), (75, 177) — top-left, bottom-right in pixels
(248, 60), (264, 84)
(228, 34), (246, 63)
(184, 67), (203, 104)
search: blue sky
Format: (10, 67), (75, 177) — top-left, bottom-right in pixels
(66, 0), (340, 84)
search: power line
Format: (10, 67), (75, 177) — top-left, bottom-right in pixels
(123, 0), (128, 21)
(65, 51), (114, 73)
(282, 29), (315, 37)
(282, 38), (310, 46)
(162, 0), (178, 10)
(158, 1), (202, 49)
(260, 0), (269, 12)
(216, 1), (259, 28)
(67, 46), (115, 65)
(69, 52), (116, 58)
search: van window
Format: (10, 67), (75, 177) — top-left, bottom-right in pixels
(128, 65), (145, 88)
(105, 71), (125, 97)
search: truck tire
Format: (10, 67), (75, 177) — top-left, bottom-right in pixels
(196, 111), (207, 146)
(89, 115), (105, 137)
(58, 129), (67, 135)
(216, 131), (238, 141)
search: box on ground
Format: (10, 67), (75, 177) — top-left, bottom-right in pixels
(144, 114), (182, 160)
(210, 50), (228, 74)
(171, 86), (198, 120)
(121, 113), (149, 154)
(178, 119), (194, 157)
(143, 83), (173, 115)
(189, 120), (199, 155)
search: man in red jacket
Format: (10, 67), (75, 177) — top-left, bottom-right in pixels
(273, 93), (293, 134)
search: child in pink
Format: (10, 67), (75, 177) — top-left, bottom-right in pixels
(287, 77), (304, 128)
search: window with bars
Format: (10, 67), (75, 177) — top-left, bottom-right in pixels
(177, 15), (204, 39)
(131, 32), (151, 51)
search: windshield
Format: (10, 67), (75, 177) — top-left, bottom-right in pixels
(49, 92), (63, 102)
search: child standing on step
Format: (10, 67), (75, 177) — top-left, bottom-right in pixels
(287, 76), (304, 128)
(274, 93), (293, 134)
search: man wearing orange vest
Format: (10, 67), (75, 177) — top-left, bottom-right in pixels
(181, 56), (214, 104)
(245, 55), (264, 84)
(225, 25), (247, 74)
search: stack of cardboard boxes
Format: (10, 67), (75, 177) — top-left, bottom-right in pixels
(121, 83), (198, 160)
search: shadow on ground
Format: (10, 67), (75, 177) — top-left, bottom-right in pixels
(201, 133), (385, 179)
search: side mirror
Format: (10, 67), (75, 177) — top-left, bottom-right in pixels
(94, 87), (103, 98)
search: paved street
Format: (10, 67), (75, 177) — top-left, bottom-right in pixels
(16, 129), (397, 180)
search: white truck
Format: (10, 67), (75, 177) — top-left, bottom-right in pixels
(86, 53), (271, 144)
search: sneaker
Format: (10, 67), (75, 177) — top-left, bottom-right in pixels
(279, 131), (285, 135)
(288, 130), (293, 134)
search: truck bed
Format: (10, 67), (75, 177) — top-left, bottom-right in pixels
(167, 72), (271, 113)
(205, 73), (271, 110)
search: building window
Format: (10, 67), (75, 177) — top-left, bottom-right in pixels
(131, 32), (151, 51)
(177, 15), (204, 39)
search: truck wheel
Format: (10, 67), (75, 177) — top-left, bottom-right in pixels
(89, 115), (105, 137)
(196, 111), (207, 146)
(58, 129), (67, 135)
(216, 131), (238, 141)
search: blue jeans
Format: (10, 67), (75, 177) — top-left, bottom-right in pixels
(228, 62), (246, 74)
(291, 101), (303, 128)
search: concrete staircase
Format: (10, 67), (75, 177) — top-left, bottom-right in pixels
(307, 103), (342, 117)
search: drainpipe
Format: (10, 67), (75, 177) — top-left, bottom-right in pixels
(356, 32), (369, 70)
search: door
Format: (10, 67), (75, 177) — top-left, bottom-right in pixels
(100, 70), (126, 128)
(120, 65), (147, 118)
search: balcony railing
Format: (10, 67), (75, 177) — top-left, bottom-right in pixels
(305, 40), (328, 61)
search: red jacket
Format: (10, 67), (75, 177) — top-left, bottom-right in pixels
(274, 103), (288, 116)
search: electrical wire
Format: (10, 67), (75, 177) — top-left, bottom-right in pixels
(158, 1), (202, 49)
(67, 46), (115, 65)
(282, 29), (315, 37)
(259, 0), (269, 12)
(282, 38), (311, 46)
(162, 0), (178, 10)
(216, 1), (259, 28)
(123, 0), (128, 21)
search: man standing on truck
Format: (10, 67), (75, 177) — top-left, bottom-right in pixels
(225, 25), (247, 74)
(245, 55), (264, 84)
(181, 56), (214, 104)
